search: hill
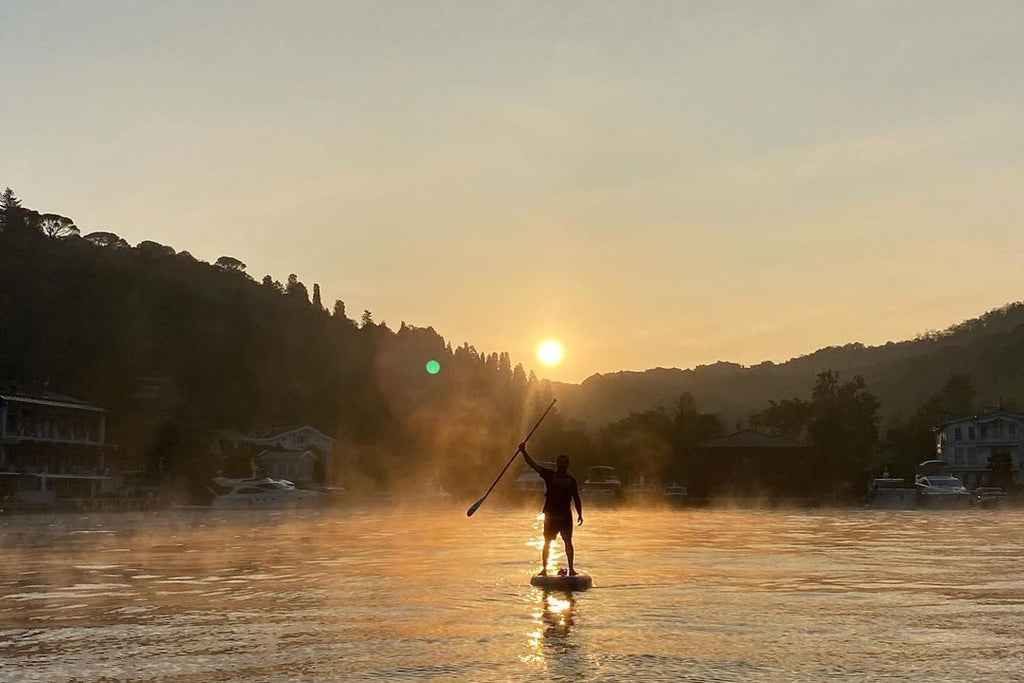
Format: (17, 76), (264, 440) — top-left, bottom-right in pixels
(0, 190), (542, 493)
(548, 303), (1024, 427)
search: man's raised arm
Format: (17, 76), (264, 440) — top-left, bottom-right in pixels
(518, 443), (542, 473)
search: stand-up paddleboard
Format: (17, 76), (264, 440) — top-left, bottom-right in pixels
(530, 573), (593, 591)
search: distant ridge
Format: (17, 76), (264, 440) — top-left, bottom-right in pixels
(546, 302), (1024, 426)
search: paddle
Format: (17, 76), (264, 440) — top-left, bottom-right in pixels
(466, 398), (557, 517)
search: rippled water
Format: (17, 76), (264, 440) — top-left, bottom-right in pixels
(3, 506), (1024, 682)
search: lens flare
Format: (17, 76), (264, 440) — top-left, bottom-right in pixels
(425, 360), (441, 375)
(536, 339), (564, 367)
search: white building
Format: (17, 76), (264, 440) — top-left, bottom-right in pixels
(218, 426), (336, 484)
(934, 410), (1024, 487)
(256, 449), (319, 484)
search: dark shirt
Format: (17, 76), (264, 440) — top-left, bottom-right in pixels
(539, 467), (578, 520)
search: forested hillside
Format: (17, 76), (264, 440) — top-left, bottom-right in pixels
(0, 189), (544, 495)
(549, 303), (1024, 427)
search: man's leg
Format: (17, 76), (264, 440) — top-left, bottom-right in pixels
(540, 536), (552, 575)
(565, 537), (575, 575)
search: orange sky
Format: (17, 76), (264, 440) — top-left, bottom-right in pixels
(4, 2), (1024, 382)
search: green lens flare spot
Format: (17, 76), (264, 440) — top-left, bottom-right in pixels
(425, 360), (441, 375)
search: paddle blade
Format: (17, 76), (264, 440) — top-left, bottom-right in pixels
(466, 497), (485, 517)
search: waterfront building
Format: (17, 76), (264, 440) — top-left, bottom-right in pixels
(0, 391), (114, 507)
(689, 430), (811, 500)
(255, 449), (319, 484)
(216, 426), (336, 484)
(933, 410), (1024, 487)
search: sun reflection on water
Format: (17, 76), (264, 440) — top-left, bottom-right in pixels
(522, 589), (578, 668)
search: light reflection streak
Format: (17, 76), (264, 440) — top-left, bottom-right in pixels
(522, 589), (578, 668)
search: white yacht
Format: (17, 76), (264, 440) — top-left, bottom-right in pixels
(663, 482), (689, 506)
(513, 462), (555, 495)
(212, 478), (319, 509)
(915, 474), (971, 507)
(865, 476), (916, 509)
(582, 466), (622, 505)
(626, 476), (659, 504)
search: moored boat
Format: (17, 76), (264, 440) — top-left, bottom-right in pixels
(663, 482), (688, 506)
(626, 476), (659, 505)
(582, 465), (622, 505)
(865, 476), (916, 509)
(915, 474), (971, 507)
(972, 486), (1009, 508)
(212, 478), (319, 509)
(513, 461), (555, 499)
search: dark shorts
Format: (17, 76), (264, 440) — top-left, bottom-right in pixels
(543, 515), (573, 540)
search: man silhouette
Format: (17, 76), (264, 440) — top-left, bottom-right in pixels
(518, 443), (583, 576)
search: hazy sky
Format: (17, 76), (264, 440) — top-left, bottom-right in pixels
(4, 1), (1024, 382)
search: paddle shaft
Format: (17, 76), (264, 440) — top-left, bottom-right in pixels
(467, 398), (557, 516)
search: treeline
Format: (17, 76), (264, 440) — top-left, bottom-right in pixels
(0, 188), (1012, 500)
(552, 301), (1024, 428)
(524, 392), (726, 487)
(0, 188), (548, 496)
(573, 369), (988, 500)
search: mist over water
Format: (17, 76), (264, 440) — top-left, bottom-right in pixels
(3, 507), (1024, 682)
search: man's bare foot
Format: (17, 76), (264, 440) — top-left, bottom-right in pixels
(538, 569), (548, 576)
(568, 569), (578, 576)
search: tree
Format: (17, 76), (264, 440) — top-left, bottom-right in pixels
(333, 300), (347, 319)
(751, 371), (880, 497)
(286, 273), (309, 302)
(360, 310), (374, 328)
(37, 213), (79, 239)
(215, 256), (247, 273)
(750, 397), (812, 439)
(807, 371), (880, 493)
(137, 240), (175, 257)
(988, 451), (1014, 490)
(312, 283), (323, 311)
(1, 187), (21, 212)
(261, 275), (283, 293)
(0, 188), (37, 236)
(83, 231), (129, 248)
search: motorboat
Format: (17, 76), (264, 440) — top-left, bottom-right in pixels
(972, 486), (1009, 508)
(626, 476), (659, 504)
(212, 478), (319, 509)
(213, 476), (296, 489)
(915, 474), (971, 507)
(582, 465), (622, 505)
(865, 476), (916, 509)
(513, 462), (555, 495)
(663, 482), (688, 506)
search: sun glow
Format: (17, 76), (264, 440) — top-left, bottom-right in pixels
(536, 339), (565, 367)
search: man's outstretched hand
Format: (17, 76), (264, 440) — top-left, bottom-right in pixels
(577, 515), (584, 527)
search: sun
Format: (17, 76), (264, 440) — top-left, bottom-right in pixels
(536, 339), (565, 367)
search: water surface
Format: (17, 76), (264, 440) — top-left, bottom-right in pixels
(3, 507), (1023, 681)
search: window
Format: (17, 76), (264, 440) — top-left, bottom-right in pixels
(1012, 424), (1018, 437)
(955, 448), (964, 464)
(968, 427), (976, 440)
(954, 427), (962, 440)
(980, 425), (988, 439)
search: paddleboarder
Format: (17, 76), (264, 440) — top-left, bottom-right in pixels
(518, 443), (583, 576)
